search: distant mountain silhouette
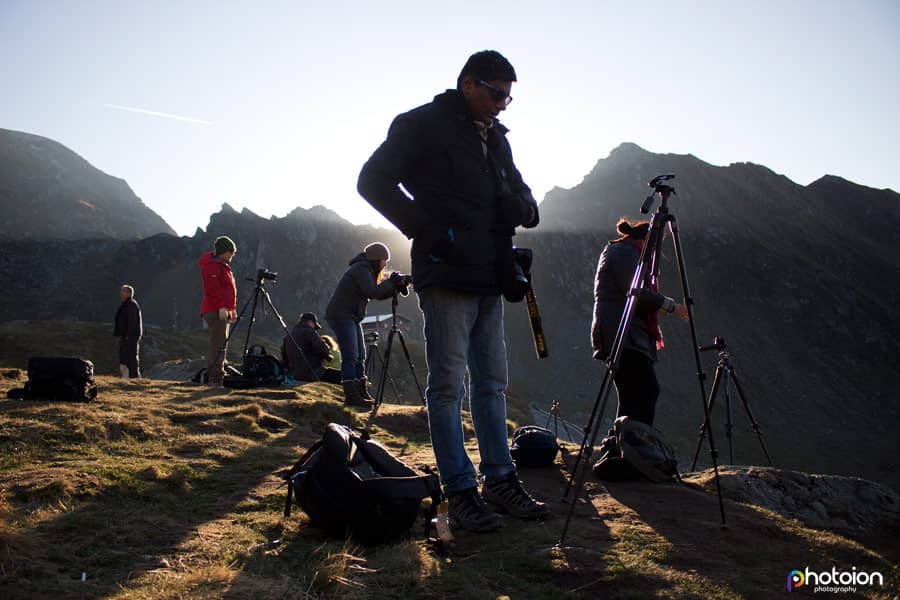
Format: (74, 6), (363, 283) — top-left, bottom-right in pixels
(506, 142), (899, 491)
(0, 128), (174, 240)
(0, 202), (413, 337)
(0, 138), (897, 492)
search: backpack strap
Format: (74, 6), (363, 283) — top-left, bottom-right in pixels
(282, 439), (325, 517)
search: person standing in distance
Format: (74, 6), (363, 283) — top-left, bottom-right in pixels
(357, 50), (548, 532)
(114, 284), (142, 378)
(199, 236), (237, 386)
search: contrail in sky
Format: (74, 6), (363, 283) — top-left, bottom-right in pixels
(100, 103), (212, 125)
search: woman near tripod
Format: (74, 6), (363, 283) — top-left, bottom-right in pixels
(325, 242), (408, 407)
(591, 219), (688, 426)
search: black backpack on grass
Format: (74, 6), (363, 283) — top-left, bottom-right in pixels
(283, 423), (442, 545)
(593, 416), (680, 483)
(223, 345), (284, 389)
(6, 357), (98, 403)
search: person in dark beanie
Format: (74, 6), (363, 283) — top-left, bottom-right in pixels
(357, 50), (547, 532)
(114, 284), (142, 378)
(325, 242), (404, 407)
(281, 312), (341, 384)
(199, 235), (237, 385)
(591, 218), (689, 426)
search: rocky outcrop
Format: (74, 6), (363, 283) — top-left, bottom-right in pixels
(686, 467), (900, 535)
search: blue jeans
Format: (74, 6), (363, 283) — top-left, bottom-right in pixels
(326, 318), (365, 380)
(418, 287), (515, 494)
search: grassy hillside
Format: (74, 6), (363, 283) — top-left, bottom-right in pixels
(0, 374), (896, 599)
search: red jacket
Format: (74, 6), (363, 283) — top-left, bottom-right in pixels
(199, 252), (237, 315)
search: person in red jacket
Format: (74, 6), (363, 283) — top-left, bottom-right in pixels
(199, 236), (238, 385)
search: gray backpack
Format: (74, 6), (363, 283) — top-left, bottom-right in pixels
(594, 416), (679, 483)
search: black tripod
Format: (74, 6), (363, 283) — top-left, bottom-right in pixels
(368, 293), (426, 421)
(219, 269), (317, 381)
(692, 337), (774, 468)
(364, 331), (402, 403)
(559, 174), (727, 546)
(545, 401), (583, 445)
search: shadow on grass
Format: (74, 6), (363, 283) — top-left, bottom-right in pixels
(0, 392), (364, 598)
(603, 479), (900, 598)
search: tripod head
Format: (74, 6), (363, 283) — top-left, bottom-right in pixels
(699, 336), (727, 352)
(641, 173), (676, 214)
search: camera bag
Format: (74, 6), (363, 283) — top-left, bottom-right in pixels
(8, 357), (98, 402)
(223, 345), (284, 388)
(510, 425), (559, 467)
(593, 416), (679, 483)
(283, 423), (442, 545)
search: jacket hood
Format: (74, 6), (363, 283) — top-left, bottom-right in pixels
(199, 251), (231, 269)
(349, 253), (370, 266)
(198, 251), (215, 267)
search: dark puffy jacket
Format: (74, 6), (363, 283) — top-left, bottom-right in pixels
(591, 240), (665, 362)
(357, 89), (539, 295)
(114, 298), (142, 338)
(281, 322), (330, 381)
(324, 254), (398, 323)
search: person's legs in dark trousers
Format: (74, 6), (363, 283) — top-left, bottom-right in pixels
(203, 312), (229, 384)
(125, 337), (141, 378)
(613, 349), (660, 426)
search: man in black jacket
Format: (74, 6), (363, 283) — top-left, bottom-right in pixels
(281, 312), (341, 384)
(357, 50), (548, 532)
(114, 284), (142, 378)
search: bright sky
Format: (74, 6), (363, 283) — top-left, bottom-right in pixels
(2, 1), (898, 237)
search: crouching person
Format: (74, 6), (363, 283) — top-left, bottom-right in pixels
(282, 312), (341, 384)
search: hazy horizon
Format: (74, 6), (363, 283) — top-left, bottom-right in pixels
(3, 1), (898, 236)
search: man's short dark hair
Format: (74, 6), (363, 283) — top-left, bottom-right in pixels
(457, 50), (517, 89)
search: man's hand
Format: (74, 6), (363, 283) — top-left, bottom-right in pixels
(228, 309), (237, 324)
(672, 304), (689, 321)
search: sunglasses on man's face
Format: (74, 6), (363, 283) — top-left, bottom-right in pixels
(476, 79), (513, 106)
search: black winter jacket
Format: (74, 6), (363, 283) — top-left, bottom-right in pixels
(324, 254), (398, 323)
(357, 89), (539, 295)
(591, 240), (665, 362)
(281, 322), (330, 381)
(114, 298), (142, 338)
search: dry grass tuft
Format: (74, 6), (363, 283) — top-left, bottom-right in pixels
(0, 369), (23, 381)
(137, 464), (166, 481)
(307, 541), (374, 598)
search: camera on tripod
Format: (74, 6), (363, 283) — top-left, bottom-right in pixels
(256, 268), (278, 283)
(364, 331), (379, 344)
(388, 272), (413, 296)
(699, 337), (727, 352)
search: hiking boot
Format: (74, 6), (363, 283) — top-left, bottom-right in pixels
(341, 379), (373, 408)
(356, 377), (375, 401)
(448, 487), (503, 532)
(482, 473), (550, 520)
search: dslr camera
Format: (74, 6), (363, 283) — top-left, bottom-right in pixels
(389, 271), (413, 296)
(256, 268), (278, 283)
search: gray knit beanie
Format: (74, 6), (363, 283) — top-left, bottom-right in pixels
(364, 242), (390, 261)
